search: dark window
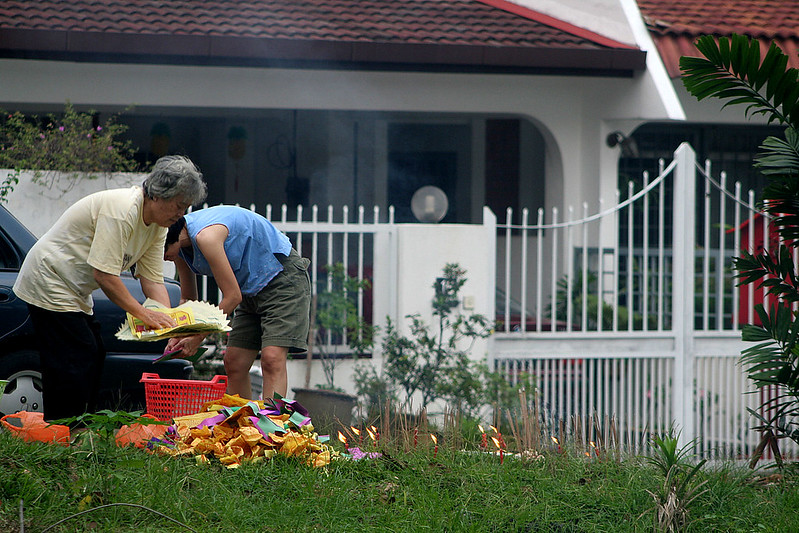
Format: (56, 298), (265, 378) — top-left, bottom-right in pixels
(0, 229), (21, 270)
(388, 151), (458, 223)
(387, 123), (468, 223)
(485, 119), (520, 218)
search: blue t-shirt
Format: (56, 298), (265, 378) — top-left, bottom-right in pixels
(180, 205), (292, 296)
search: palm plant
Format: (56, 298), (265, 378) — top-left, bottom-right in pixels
(643, 431), (708, 533)
(681, 34), (799, 463)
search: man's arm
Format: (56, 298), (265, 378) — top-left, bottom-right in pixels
(195, 224), (242, 316)
(94, 269), (176, 330)
(161, 254), (208, 358)
(174, 255), (199, 304)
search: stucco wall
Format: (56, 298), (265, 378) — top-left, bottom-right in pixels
(0, 57), (674, 222)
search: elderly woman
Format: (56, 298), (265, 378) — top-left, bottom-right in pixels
(13, 155), (207, 421)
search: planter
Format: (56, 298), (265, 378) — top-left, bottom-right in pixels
(291, 387), (356, 435)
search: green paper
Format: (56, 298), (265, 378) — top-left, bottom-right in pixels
(256, 414), (285, 436)
(184, 346), (208, 363)
(289, 411), (309, 428)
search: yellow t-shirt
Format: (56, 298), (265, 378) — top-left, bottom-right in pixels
(13, 186), (166, 314)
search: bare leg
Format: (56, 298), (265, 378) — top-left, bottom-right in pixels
(224, 345), (259, 398)
(260, 345), (289, 399)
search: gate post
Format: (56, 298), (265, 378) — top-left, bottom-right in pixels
(671, 143), (697, 445)
(483, 206), (497, 372)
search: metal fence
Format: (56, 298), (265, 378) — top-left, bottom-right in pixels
(493, 143), (797, 459)
(190, 142), (796, 460)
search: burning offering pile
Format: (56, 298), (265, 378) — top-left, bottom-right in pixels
(141, 393), (338, 468)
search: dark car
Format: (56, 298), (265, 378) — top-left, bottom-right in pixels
(0, 204), (193, 416)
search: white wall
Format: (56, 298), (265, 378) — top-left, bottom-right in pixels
(2, 170), (145, 237)
(285, 209), (498, 400)
(0, 58), (674, 221)
(511, 0), (636, 46)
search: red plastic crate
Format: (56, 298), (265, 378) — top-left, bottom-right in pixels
(140, 372), (228, 421)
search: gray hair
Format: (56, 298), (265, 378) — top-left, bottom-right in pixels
(142, 155), (207, 205)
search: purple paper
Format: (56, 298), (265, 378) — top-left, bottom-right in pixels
(196, 413), (226, 429)
(348, 447), (382, 460)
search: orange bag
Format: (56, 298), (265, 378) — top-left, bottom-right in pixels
(0, 411), (70, 445)
(115, 414), (168, 448)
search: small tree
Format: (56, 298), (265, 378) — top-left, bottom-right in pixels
(313, 263), (375, 391)
(380, 263), (493, 413)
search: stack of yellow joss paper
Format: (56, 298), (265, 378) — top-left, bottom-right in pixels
(146, 393), (338, 468)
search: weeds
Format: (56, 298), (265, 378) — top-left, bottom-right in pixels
(51, 409), (166, 440)
(643, 431), (709, 532)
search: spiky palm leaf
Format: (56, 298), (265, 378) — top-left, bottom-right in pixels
(682, 33), (799, 456)
(682, 34), (799, 243)
(740, 304), (799, 394)
(734, 245), (799, 302)
(680, 34), (799, 125)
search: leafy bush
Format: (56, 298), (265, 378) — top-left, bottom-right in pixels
(0, 102), (137, 202)
(355, 264), (500, 418)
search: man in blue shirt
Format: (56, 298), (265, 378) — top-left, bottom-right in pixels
(164, 205), (311, 400)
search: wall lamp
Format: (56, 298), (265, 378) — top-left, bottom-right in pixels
(606, 131), (639, 158)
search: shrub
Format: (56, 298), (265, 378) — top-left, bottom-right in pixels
(0, 102), (137, 202)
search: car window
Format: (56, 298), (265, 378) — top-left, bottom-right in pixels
(0, 229), (21, 270)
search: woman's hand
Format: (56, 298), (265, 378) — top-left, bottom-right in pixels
(139, 308), (177, 330)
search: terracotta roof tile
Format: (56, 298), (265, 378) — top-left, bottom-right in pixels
(0, 0), (630, 48)
(637, 0), (799, 77)
(0, 0), (646, 74)
(638, 0), (799, 40)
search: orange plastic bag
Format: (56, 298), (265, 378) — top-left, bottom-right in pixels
(0, 411), (70, 445)
(115, 414), (168, 448)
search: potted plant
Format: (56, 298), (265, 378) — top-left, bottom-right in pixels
(292, 263), (375, 433)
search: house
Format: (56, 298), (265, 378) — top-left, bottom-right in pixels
(0, 0), (664, 390)
(1, 1), (796, 456)
(0, 0), (661, 221)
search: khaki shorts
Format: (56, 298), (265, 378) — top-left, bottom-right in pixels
(227, 249), (311, 354)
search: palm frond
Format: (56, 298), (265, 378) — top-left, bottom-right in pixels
(680, 34), (799, 125)
(733, 247), (799, 301)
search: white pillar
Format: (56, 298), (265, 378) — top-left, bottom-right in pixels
(671, 142), (696, 445)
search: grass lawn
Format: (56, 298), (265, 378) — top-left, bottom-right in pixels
(1, 428), (797, 532)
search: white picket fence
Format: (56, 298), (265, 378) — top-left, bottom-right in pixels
(192, 143), (796, 460)
(493, 143), (795, 460)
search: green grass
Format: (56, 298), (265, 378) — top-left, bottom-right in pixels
(0, 430), (797, 532)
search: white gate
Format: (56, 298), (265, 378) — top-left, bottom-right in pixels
(494, 143), (797, 459)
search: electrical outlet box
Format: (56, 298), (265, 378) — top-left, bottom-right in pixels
(462, 295), (475, 310)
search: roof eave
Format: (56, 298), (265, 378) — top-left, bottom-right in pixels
(0, 29), (647, 76)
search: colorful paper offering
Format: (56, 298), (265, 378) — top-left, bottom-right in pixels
(134, 393), (338, 468)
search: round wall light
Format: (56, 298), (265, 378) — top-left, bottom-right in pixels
(411, 185), (449, 223)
